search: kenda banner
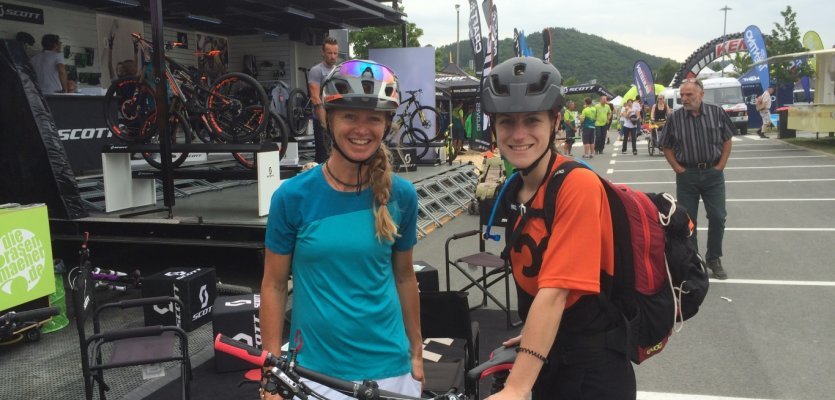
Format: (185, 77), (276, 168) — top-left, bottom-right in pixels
(743, 25), (770, 92)
(633, 60), (656, 106)
(0, 205), (55, 311)
(467, 0), (483, 73)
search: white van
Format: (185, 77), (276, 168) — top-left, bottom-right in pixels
(661, 77), (749, 135)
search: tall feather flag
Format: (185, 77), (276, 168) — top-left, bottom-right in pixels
(743, 25), (770, 92)
(467, 0), (484, 137)
(542, 28), (552, 64)
(633, 60), (656, 106)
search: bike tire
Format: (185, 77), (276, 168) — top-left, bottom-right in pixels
(141, 112), (192, 169)
(408, 106), (438, 142)
(233, 109), (289, 169)
(206, 72), (269, 143)
(287, 88), (310, 137)
(104, 76), (156, 142)
(647, 138), (655, 156)
(398, 128), (430, 159)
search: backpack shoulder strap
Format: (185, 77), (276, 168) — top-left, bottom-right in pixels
(541, 160), (588, 236)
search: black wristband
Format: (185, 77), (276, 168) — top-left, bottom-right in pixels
(516, 346), (548, 364)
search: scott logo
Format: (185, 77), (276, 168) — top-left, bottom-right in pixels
(224, 299), (252, 307)
(198, 285), (209, 308)
(58, 128), (112, 141)
(164, 269), (200, 280)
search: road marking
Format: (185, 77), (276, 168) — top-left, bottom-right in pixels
(610, 160), (616, 165)
(708, 279), (835, 287)
(637, 391), (781, 400)
(611, 165), (835, 173)
(611, 155), (825, 164)
(606, 168), (614, 174)
(732, 148), (804, 152)
(697, 227), (835, 231)
(724, 198), (835, 202)
(619, 178), (835, 185)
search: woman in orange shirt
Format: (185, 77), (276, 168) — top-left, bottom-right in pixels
(481, 57), (635, 400)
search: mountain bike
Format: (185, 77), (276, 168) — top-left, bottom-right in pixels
(104, 33), (281, 169)
(287, 67), (315, 137)
(0, 307), (60, 344)
(393, 90), (444, 159)
(646, 120), (665, 156)
(214, 334), (467, 400)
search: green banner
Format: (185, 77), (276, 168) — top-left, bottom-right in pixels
(0, 205), (55, 311)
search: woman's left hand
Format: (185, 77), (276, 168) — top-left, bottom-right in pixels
(411, 356), (425, 385)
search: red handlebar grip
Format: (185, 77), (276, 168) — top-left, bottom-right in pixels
(214, 334), (269, 367)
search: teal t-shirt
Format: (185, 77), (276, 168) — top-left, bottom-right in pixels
(265, 166), (418, 381)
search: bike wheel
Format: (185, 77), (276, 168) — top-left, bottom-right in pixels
(104, 76), (156, 142)
(232, 109), (289, 169)
(206, 72), (269, 143)
(408, 106), (438, 142)
(141, 112), (192, 169)
(287, 88), (309, 137)
(398, 128), (430, 159)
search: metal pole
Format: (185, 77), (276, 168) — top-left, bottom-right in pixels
(393, 0), (407, 47)
(720, 5), (731, 77)
(455, 4), (460, 65)
(150, 0), (174, 216)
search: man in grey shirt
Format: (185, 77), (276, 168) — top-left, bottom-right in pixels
(308, 37), (339, 163)
(29, 34), (68, 94)
(660, 79), (734, 280)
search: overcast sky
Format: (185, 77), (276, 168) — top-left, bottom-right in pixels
(402, 1), (835, 62)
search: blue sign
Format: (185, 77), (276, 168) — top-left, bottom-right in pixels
(633, 60), (656, 106)
(743, 25), (770, 92)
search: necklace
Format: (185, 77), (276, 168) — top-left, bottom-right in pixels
(323, 161), (369, 190)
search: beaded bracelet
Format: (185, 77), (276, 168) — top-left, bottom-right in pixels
(516, 346), (548, 364)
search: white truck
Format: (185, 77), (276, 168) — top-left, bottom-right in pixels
(661, 77), (749, 135)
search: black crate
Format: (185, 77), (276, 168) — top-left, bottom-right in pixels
(212, 294), (262, 372)
(141, 267), (216, 332)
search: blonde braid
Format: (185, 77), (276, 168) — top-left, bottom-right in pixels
(368, 144), (399, 242)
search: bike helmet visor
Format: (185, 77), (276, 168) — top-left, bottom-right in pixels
(322, 60), (400, 112)
(482, 56), (565, 114)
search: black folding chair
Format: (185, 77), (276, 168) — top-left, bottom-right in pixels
(445, 198), (521, 329)
(420, 291), (480, 398)
(70, 261), (191, 400)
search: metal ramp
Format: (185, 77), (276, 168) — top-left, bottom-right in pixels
(412, 164), (477, 238)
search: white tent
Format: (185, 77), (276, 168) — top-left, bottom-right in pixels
(610, 96), (623, 107)
(697, 66), (721, 79)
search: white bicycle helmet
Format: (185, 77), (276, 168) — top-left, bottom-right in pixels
(322, 60), (400, 112)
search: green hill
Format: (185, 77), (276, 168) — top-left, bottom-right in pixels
(436, 27), (677, 92)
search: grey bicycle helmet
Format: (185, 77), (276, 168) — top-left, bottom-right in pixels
(322, 59), (400, 112)
(482, 56), (564, 113)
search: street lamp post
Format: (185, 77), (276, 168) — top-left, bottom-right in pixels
(720, 5), (732, 77)
(455, 4), (460, 65)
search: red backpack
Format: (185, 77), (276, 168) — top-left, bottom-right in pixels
(496, 160), (709, 363)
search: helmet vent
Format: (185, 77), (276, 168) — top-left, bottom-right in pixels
(490, 75), (509, 96)
(513, 63), (526, 76)
(528, 72), (549, 95)
(334, 80), (351, 94)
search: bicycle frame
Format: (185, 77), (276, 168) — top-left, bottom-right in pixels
(214, 334), (466, 400)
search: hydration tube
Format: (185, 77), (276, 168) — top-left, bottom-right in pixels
(482, 172), (518, 242)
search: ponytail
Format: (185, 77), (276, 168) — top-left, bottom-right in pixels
(368, 144), (399, 242)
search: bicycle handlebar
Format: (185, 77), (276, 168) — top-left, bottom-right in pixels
(1, 307), (60, 325)
(214, 334), (467, 400)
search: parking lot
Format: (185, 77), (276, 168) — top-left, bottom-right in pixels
(421, 132), (835, 399)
